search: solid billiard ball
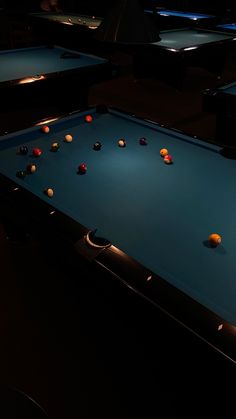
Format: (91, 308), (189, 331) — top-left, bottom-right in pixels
(19, 145), (28, 155)
(27, 163), (37, 173)
(118, 139), (126, 147)
(93, 141), (102, 150)
(41, 125), (50, 134)
(208, 233), (222, 246)
(16, 170), (27, 179)
(139, 137), (148, 145)
(45, 188), (54, 198)
(51, 142), (60, 151)
(64, 134), (73, 143)
(85, 115), (93, 123)
(160, 148), (169, 157)
(78, 163), (87, 174)
(33, 147), (42, 157)
(164, 155), (173, 164)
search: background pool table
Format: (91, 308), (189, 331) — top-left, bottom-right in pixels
(216, 23), (236, 33)
(132, 28), (236, 87)
(0, 45), (113, 112)
(1, 105), (236, 363)
(28, 12), (103, 48)
(202, 80), (236, 146)
(145, 9), (219, 29)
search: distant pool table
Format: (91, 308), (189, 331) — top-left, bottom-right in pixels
(145, 9), (219, 29)
(0, 45), (113, 111)
(202, 80), (236, 146)
(216, 23), (236, 33)
(1, 105), (236, 363)
(28, 12), (103, 48)
(132, 27), (236, 87)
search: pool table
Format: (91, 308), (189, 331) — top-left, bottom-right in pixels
(145, 9), (219, 29)
(216, 23), (236, 33)
(132, 27), (236, 87)
(28, 12), (103, 48)
(0, 45), (113, 112)
(1, 105), (236, 363)
(202, 79), (236, 146)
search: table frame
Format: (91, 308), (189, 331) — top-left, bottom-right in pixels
(1, 104), (236, 364)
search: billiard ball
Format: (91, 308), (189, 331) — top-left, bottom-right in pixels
(208, 233), (222, 246)
(51, 142), (60, 151)
(160, 148), (168, 157)
(45, 188), (54, 198)
(33, 147), (42, 157)
(164, 154), (173, 164)
(64, 134), (73, 143)
(16, 170), (26, 179)
(93, 141), (102, 150)
(78, 163), (87, 174)
(19, 145), (28, 155)
(27, 163), (37, 173)
(118, 139), (126, 147)
(139, 137), (148, 145)
(41, 125), (50, 134)
(85, 115), (93, 123)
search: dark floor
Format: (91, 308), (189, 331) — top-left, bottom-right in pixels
(1, 23), (236, 419)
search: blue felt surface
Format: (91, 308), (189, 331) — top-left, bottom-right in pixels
(219, 81), (236, 95)
(0, 46), (108, 83)
(217, 23), (236, 31)
(1, 109), (236, 325)
(146, 9), (215, 20)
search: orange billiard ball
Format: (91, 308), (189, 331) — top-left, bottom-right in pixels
(85, 115), (93, 123)
(160, 148), (168, 157)
(208, 233), (222, 246)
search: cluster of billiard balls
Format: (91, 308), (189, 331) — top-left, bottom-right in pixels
(17, 117), (222, 246)
(16, 145), (41, 178)
(160, 148), (173, 164)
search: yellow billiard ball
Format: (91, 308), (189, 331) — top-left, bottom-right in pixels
(64, 134), (73, 143)
(160, 148), (168, 157)
(45, 188), (54, 198)
(118, 139), (126, 147)
(208, 233), (222, 246)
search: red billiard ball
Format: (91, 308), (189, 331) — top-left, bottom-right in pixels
(78, 163), (87, 174)
(33, 147), (42, 157)
(85, 115), (93, 123)
(164, 154), (173, 164)
(41, 125), (50, 133)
